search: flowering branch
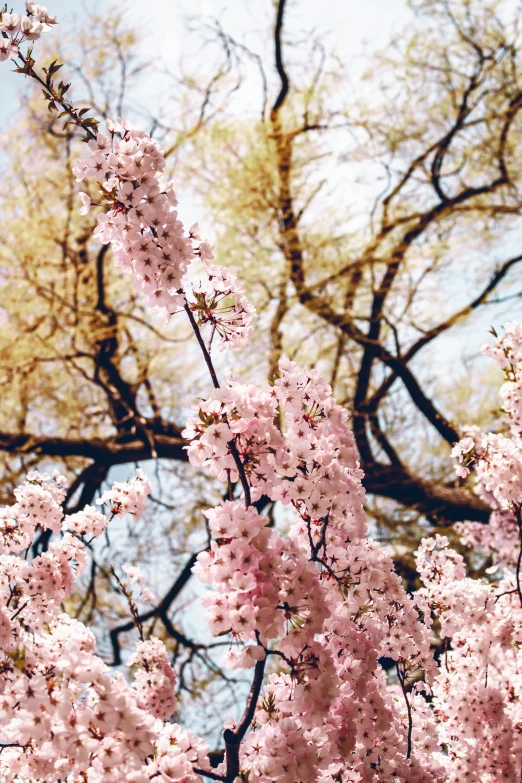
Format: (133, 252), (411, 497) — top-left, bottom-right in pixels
(13, 51), (99, 139)
(2, 5), (522, 783)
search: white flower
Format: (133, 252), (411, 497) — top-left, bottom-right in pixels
(0, 13), (22, 33)
(0, 39), (18, 63)
(78, 192), (91, 216)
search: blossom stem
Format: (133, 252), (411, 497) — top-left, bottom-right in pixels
(183, 301), (220, 390)
(193, 768), (226, 782)
(183, 299), (252, 507)
(16, 53), (98, 139)
(396, 662), (413, 759)
(223, 658), (266, 781)
(514, 504), (522, 608)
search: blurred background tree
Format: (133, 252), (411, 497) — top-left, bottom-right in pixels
(0, 0), (521, 740)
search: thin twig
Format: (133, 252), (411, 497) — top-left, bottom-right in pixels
(193, 768), (226, 782)
(396, 662), (413, 759)
(514, 504), (522, 608)
(183, 300), (251, 507)
(184, 303), (220, 390)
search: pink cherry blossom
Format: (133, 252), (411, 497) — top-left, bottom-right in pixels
(3, 11), (522, 779)
(73, 122), (255, 349)
(96, 468), (152, 519)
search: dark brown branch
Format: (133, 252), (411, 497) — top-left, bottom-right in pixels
(368, 414), (402, 467)
(430, 57), (483, 202)
(396, 662), (413, 759)
(361, 460), (490, 523)
(65, 462), (110, 513)
(270, 0), (289, 119)
(292, 275), (461, 445)
(264, 0), (495, 525)
(183, 302), (220, 390)
(368, 253), (522, 411)
(109, 552), (200, 666)
(95, 245), (110, 314)
(193, 768), (226, 782)
(15, 52), (98, 140)
(224, 658), (266, 781)
(514, 505), (522, 608)
(0, 430), (187, 465)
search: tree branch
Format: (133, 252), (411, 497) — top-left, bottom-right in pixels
(270, 0), (289, 119)
(109, 552), (200, 666)
(223, 658), (266, 781)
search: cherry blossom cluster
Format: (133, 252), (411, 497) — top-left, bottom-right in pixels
(184, 358), (368, 526)
(0, 468), (67, 552)
(122, 562), (157, 604)
(190, 260), (255, 350)
(416, 535), (522, 781)
(195, 500), (329, 670)
(483, 321), (522, 437)
(0, 468), (215, 783)
(187, 361), (444, 782)
(73, 121), (255, 349)
(452, 325), (522, 569)
(97, 467), (152, 518)
(455, 506), (519, 570)
(5, 12), (522, 781)
(420, 325), (522, 778)
(128, 638), (178, 720)
(0, 2), (57, 61)
(452, 323), (522, 484)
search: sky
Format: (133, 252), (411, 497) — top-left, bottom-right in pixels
(0, 0), (413, 128)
